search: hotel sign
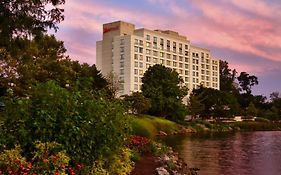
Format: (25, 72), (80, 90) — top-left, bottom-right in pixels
(103, 26), (119, 33)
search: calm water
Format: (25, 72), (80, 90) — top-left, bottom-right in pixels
(164, 131), (281, 175)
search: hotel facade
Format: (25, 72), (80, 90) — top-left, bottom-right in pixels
(96, 21), (220, 96)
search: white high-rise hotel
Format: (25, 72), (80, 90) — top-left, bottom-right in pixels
(96, 21), (220, 96)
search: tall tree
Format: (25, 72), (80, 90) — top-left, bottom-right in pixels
(141, 64), (188, 121)
(219, 60), (237, 93)
(0, 0), (65, 49)
(237, 72), (258, 94)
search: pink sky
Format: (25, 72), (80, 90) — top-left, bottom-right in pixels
(53, 0), (281, 97)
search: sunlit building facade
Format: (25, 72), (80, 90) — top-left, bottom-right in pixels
(96, 21), (220, 96)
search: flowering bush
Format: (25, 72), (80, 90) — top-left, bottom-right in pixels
(128, 135), (150, 148)
(0, 142), (83, 175)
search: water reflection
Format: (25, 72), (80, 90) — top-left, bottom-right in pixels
(164, 131), (281, 175)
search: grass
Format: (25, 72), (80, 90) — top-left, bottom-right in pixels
(131, 115), (179, 139)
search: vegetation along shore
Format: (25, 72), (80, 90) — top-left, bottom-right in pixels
(0, 1), (281, 174)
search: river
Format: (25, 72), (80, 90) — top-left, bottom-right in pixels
(164, 131), (281, 175)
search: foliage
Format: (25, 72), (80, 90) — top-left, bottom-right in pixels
(188, 93), (205, 118)
(131, 115), (179, 138)
(192, 86), (240, 118)
(0, 142), (82, 175)
(246, 102), (258, 117)
(0, 81), (130, 165)
(141, 64), (188, 121)
(0, 0), (64, 48)
(90, 147), (134, 175)
(0, 35), (108, 97)
(123, 92), (151, 114)
(219, 60), (237, 93)
(237, 72), (258, 94)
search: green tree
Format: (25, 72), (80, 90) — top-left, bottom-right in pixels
(192, 86), (239, 119)
(237, 72), (258, 94)
(123, 92), (151, 114)
(0, 0), (64, 49)
(246, 102), (258, 118)
(141, 64), (188, 121)
(188, 93), (205, 119)
(0, 81), (130, 165)
(219, 60), (237, 93)
(0, 35), (108, 96)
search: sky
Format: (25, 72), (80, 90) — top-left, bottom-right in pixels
(53, 0), (281, 98)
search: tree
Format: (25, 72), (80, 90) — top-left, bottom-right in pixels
(237, 72), (258, 94)
(188, 93), (205, 119)
(141, 64), (188, 121)
(0, 0), (65, 49)
(123, 92), (151, 114)
(246, 102), (258, 118)
(270, 92), (280, 102)
(192, 86), (240, 119)
(219, 60), (237, 93)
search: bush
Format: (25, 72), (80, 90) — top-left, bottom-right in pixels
(0, 142), (82, 175)
(0, 81), (130, 166)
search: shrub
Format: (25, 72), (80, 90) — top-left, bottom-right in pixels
(0, 81), (130, 166)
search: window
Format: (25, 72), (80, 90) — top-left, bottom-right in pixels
(160, 59), (164, 64)
(146, 42), (151, 47)
(134, 54), (138, 60)
(201, 64), (205, 68)
(139, 62), (143, 68)
(120, 54), (124, 60)
(160, 52), (164, 57)
(120, 69), (124, 75)
(134, 84), (138, 90)
(146, 56), (151, 62)
(206, 65), (209, 69)
(185, 64), (189, 69)
(173, 61), (177, 67)
(139, 47), (143, 53)
(179, 56), (183, 61)
(196, 66), (199, 70)
(134, 39), (138, 45)
(120, 61), (124, 68)
(179, 69), (183, 74)
(192, 72), (195, 76)
(146, 63), (150, 68)
(167, 40), (170, 51)
(134, 77), (138, 82)
(185, 77), (189, 82)
(153, 58), (157, 63)
(139, 70), (143, 75)
(146, 49), (151, 55)
(185, 57), (189, 62)
(192, 65), (195, 70)
(167, 54), (171, 59)
(185, 70), (189, 75)
(185, 44), (188, 50)
(119, 76), (124, 83)
(192, 53), (195, 57)
(139, 40), (143, 46)
(120, 47), (124, 52)
(185, 51), (188, 56)
(134, 46), (138, 52)
(173, 55), (177, 60)
(153, 51), (158, 56)
(179, 63), (183, 68)
(201, 70), (205, 74)
(153, 36), (157, 43)
(146, 35), (150, 40)
(201, 76), (205, 80)
(160, 38), (164, 45)
(134, 69), (138, 75)
(139, 55), (143, 61)
(206, 59), (210, 63)
(166, 60), (171, 66)
(134, 61), (138, 67)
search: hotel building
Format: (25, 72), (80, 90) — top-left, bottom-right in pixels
(96, 21), (220, 96)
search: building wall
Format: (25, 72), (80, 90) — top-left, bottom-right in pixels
(96, 21), (220, 96)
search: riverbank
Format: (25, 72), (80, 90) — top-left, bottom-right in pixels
(130, 115), (281, 174)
